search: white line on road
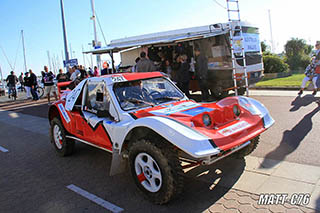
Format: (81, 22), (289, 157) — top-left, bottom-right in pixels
(67, 184), (124, 213)
(0, 145), (9, 152)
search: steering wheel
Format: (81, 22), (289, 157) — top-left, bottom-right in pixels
(148, 91), (162, 99)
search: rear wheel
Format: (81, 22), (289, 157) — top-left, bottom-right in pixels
(50, 118), (74, 156)
(128, 139), (184, 204)
(233, 136), (260, 158)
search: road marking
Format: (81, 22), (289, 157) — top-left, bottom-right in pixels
(66, 184), (124, 213)
(0, 145), (9, 152)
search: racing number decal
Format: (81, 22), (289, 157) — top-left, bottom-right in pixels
(111, 75), (126, 82)
(58, 103), (71, 123)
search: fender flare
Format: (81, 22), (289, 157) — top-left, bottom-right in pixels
(119, 116), (220, 159)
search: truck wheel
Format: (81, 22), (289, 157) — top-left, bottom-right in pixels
(50, 118), (74, 156)
(233, 136), (260, 158)
(128, 139), (184, 204)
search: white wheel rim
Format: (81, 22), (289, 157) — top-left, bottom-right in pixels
(53, 124), (63, 149)
(134, 153), (162, 193)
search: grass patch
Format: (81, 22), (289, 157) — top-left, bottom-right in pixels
(255, 74), (304, 87)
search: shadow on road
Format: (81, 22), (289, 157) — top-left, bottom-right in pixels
(261, 106), (320, 168)
(290, 94), (319, 112)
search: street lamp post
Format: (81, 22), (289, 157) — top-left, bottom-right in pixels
(60, 0), (70, 72)
(90, 0), (101, 71)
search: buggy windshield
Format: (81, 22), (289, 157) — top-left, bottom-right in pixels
(113, 77), (184, 111)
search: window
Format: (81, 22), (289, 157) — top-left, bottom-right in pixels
(84, 81), (110, 114)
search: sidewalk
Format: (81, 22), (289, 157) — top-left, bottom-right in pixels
(0, 109), (319, 212)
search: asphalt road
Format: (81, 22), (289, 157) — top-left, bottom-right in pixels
(0, 92), (319, 212)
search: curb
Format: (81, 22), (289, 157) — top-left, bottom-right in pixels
(251, 86), (300, 91)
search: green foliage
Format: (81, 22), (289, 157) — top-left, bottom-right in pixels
(263, 54), (289, 73)
(261, 41), (267, 53)
(284, 38), (312, 70)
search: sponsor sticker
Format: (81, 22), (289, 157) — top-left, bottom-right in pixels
(58, 103), (71, 123)
(150, 102), (201, 115)
(218, 121), (250, 136)
(111, 75), (127, 82)
(180, 107), (214, 116)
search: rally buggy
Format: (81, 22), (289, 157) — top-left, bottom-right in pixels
(48, 72), (274, 204)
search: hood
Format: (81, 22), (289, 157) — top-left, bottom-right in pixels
(131, 100), (240, 128)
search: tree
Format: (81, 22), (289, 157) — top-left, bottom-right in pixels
(263, 54), (289, 73)
(284, 38), (312, 70)
(261, 41), (268, 53)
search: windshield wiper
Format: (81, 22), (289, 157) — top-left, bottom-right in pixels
(126, 98), (155, 107)
(154, 96), (181, 101)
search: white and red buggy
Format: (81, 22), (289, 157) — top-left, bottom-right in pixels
(48, 72), (274, 204)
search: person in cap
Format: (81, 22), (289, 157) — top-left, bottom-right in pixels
(298, 41), (320, 95)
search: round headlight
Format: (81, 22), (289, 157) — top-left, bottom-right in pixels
(233, 105), (241, 117)
(202, 114), (212, 126)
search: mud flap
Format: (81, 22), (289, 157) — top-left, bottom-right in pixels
(109, 149), (128, 176)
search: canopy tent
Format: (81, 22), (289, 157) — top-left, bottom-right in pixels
(83, 23), (233, 55)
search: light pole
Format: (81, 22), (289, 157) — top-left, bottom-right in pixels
(21, 30), (28, 73)
(60, 0), (70, 72)
(90, 0), (101, 71)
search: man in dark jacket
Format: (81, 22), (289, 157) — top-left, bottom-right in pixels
(29, 69), (39, 100)
(5, 71), (18, 98)
(136, 51), (156, 72)
(177, 55), (190, 98)
(43, 66), (57, 104)
(195, 48), (209, 101)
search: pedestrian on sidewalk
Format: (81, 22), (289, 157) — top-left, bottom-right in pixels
(18, 72), (25, 92)
(24, 72), (32, 99)
(5, 71), (18, 99)
(29, 69), (39, 101)
(298, 57), (318, 95)
(136, 51), (156, 72)
(42, 66), (57, 105)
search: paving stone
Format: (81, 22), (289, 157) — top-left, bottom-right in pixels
(207, 203), (225, 213)
(223, 191), (238, 200)
(222, 199), (240, 209)
(238, 204), (256, 213)
(269, 204), (287, 213)
(245, 155), (281, 175)
(272, 162), (320, 184)
(236, 195), (254, 205)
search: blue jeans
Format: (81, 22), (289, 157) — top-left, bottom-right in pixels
(8, 85), (16, 95)
(31, 86), (39, 100)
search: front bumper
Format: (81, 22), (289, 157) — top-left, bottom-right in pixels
(201, 140), (251, 165)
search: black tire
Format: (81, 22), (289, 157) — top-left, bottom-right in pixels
(128, 139), (184, 204)
(50, 117), (74, 156)
(211, 86), (228, 99)
(233, 136), (260, 158)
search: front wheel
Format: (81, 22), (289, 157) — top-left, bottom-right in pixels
(233, 136), (260, 158)
(50, 118), (74, 156)
(128, 139), (184, 204)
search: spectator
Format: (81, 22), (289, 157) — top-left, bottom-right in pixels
(5, 71), (18, 99)
(93, 66), (99, 76)
(136, 51), (156, 72)
(29, 69), (39, 101)
(195, 48), (209, 101)
(24, 72), (32, 99)
(177, 55), (190, 98)
(101, 62), (109, 75)
(88, 67), (94, 77)
(131, 57), (140, 72)
(56, 68), (69, 82)
(298, 57), (318, 95)
(43, 66), (58, 104)
(79, 65), (88, 79)
(164, 59), (173, 79)
(18, 72), (25, 92)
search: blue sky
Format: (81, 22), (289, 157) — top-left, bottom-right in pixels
(1, 0), (320, 77)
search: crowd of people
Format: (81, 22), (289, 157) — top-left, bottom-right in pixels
(132, 48), (210, 101)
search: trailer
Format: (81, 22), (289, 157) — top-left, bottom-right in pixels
(84, 21), (263, 98)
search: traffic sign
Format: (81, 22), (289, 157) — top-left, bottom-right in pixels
(63, 58), (78, 67)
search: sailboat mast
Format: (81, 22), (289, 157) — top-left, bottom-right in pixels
(21, 30), (27, 73)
